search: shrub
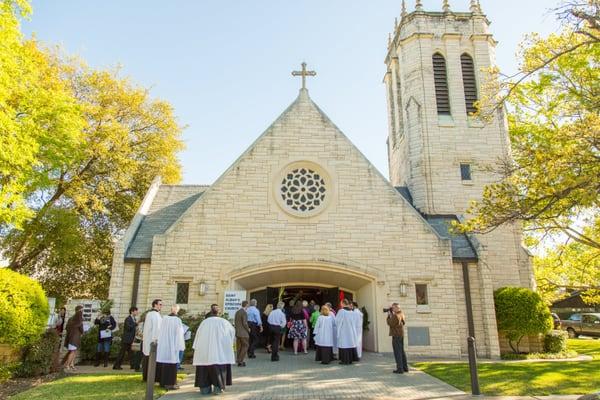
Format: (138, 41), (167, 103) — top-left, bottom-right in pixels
(0, 269), (49, 348)
(80, 326), (122, 361)
(14, 329), (61, 377)
(0, 362), (19, 383)
(544, 329), (568, 353)
(494, 286), (553, 353)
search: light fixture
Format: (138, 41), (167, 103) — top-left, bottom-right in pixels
(399, 281), (409, 297)
(199, 281), (207, 296)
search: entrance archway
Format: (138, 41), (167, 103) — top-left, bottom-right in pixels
(226, 262), (380, 351)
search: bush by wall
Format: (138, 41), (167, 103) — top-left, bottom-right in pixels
(0, 269), (49, 348)
(14, 329), (61, 378)
(543, 330), (568, 353)
(494, 286), (553, 353)
(80, 326), (122, 361)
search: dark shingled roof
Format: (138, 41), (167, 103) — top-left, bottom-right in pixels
(395, 186), (478, 262)
(125, 185), (208, 260)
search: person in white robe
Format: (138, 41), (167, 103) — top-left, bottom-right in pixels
(335, 299), (359, 365)
(192, 304), (235, 395)
(156, 305), (185, 390)
(142, 299), (163, 382)
(314, 305), (336, 364)
(352, 301), (364, 360)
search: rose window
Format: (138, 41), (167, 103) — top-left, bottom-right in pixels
(280, 168), (327, 212)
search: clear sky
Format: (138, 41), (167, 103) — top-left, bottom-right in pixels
(22, 0), (560, 185)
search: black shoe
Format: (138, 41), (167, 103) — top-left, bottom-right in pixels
(113, 366), (123, 370)
(94, 352), (101, 367)
(242, 362), (246, 366)
(393, 369), (404, 374)
(248, 354), (256, 359)
(271, 357), (279, 362)
(404, 369), (409, 373)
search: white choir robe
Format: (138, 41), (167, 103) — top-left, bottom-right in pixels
(156, 315), (185, 364)
(353, 309), (364, 358)
(335, 308), (358, 349)
(192, 317), (235, 366)
(327, 313), (338, 353)
(314, 315), (335, 347)
(142, 310), (162, 356)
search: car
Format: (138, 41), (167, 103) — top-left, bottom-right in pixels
(560, 313), (600, 338)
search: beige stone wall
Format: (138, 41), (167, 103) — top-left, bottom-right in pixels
(452, 262), (500, 358)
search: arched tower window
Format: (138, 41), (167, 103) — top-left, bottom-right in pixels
(460, 53), (478, 115)
(432, 53), (450, 115)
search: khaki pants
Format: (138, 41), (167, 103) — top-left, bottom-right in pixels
(236, 336), (249, 364)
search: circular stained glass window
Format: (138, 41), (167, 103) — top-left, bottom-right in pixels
(280, 167), (327, 213)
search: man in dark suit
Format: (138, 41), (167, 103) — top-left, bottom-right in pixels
(234, 301), (250, 367)
(113, 306), (139, 370)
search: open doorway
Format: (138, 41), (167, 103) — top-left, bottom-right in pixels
(249, 285), (354, 312)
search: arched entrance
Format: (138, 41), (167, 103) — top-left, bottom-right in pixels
(226, 261), (381, 351)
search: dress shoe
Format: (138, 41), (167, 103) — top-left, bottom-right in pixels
(393, 369), (404, 374)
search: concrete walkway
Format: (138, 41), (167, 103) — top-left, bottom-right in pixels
(159, 351), (466, 400)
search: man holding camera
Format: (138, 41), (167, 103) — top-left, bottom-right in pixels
(386, 303), (408, 374)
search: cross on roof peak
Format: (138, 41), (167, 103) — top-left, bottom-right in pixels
(291, 62), (316, 90)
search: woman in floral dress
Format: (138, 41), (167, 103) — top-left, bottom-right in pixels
(287, 302), (308, 355)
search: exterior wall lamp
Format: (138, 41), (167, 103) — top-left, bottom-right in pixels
(399, 281), (409, 297)
(199, 281), (207, 296)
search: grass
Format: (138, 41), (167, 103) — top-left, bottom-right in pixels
(414, 338), (600, 396)
(9, 373), (177, 400)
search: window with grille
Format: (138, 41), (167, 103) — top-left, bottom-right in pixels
(460, 163), (472, 181)
(460, 53), (478, 115)
(432, 53), (450, 115)
(176, 282), (189, 304)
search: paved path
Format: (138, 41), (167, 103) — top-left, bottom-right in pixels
(159, 351), (466, 400)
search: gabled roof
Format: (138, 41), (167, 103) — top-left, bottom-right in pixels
(395, 186), (478, 262)
(124, 185), (208, 261)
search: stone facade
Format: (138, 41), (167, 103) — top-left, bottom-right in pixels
(108, 3), (534, 358)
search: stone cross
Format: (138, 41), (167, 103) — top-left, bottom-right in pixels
(291, 62), (316, 89)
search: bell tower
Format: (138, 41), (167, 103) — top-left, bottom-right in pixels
(385, 0), (511, 216)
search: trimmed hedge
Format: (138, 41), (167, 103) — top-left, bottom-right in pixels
(494, 286), (553, 353)
(0, 269), (49, 348)
(543, 330), (568, 353)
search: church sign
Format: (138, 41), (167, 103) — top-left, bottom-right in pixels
(223, 290), (246, 319)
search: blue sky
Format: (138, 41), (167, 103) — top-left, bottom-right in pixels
(23, 1), (559, 184)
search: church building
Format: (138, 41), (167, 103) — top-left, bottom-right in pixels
(109, 1), (534, 358)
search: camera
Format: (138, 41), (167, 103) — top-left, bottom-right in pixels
(383, 308), (391, 313)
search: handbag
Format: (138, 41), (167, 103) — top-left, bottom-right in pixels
(131, 341), (141, 352)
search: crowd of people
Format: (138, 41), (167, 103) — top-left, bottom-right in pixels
(55, 297), (409, 396)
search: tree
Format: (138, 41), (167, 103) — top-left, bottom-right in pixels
(534, 228), (600, 305)
(494, 287), (553, 354)
(1, 1), (185, 301)
(459, 1), (600, 300)
(0, 0), (85, 229)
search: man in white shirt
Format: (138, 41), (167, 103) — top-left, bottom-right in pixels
(266, 301), (287, 361)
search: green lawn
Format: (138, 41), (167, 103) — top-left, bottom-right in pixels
(415, 339), (600, 396)
(9, 373), (173, 400)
